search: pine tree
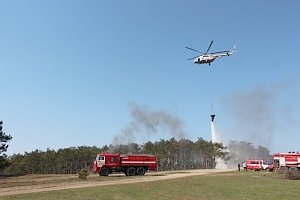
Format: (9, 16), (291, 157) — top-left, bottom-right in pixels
(0, 121), (12, 173)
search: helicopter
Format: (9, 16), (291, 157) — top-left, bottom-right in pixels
(185, 41), (236, 65)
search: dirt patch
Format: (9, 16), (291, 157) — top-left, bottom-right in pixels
(0, 169), (234, 196)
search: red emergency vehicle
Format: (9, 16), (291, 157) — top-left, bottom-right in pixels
(93, 153), (157, 176)
(273, 152), (300, 173)
(245, 159), (273, 171)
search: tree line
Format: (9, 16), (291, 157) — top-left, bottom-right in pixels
(3, 137), (229, 175)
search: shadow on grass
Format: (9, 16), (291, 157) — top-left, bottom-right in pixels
(0, 174), (27, 179)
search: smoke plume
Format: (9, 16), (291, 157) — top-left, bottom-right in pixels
(112, 103), (186, 145)
(222, 86), (276, 148)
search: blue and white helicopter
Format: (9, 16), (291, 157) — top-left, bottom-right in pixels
(186, 41), (236, 65)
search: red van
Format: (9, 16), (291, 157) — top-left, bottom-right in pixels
(246, 159), (273, 171)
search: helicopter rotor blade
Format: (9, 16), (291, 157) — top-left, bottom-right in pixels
(187, 56), (199, 60)
(185, 47), (203, 53)
(205, 40), (213, 54)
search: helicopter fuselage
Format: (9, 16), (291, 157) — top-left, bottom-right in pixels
(194, 55), (216, 65)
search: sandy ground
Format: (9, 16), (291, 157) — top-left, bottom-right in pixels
(0, 169), (234, 197)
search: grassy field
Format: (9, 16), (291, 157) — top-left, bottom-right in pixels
(1, 171), (300, 200)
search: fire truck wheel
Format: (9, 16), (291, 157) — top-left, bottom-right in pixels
(136, 167), (145, 175)
(100, 168), (109, 176)
(289, 167), (298, 173)
(279, 166), (288, 174)
(127, 167), (136, 176)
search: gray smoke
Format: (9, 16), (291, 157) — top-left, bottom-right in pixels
(112, 103), (186, 145)
(222, 86), (276, 148)
(226, 140), (273, 168)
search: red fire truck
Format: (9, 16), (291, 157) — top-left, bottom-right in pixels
(93, 153), (157, 176)
(273, 152), (300, 173)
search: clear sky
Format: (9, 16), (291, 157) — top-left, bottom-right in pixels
(1, 0), (300, 155)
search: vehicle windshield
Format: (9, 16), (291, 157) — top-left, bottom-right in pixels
(96, 155), (105, 161)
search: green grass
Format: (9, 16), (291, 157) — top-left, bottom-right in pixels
(1, 171), (300, 200)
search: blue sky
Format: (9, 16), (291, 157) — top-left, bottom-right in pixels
(1, 0), (300, 155)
